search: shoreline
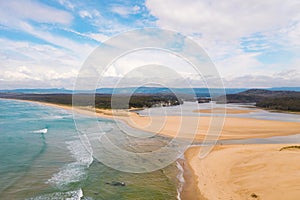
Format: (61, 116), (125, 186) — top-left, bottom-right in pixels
(178, 158), (206, 200)
(3, 98), (300, 200)
(265, 109), (300, 115)
(5, 98), (300, 141)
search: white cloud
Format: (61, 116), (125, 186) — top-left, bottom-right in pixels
(0, 0), (93, 57)
(87, 33), (111, 42)
(3, 66), (32, 80)
(9, 21), (95, 59)
(132, 5), (141, 13)
(111, 5), (141, 17)
(0, 0), (73, 26)
(0, 1), (299, 89)
(0, 38), (84, 89)
(285, 21), (300, 47)
(79, 9), (101, 19)
(224, 69), (300, 88)
(146, 0), (299, 39)
(145, 0), (300, 87)
(79, 10), (93, 19)
(1, 66), (77, 82)
(57, 0), (76, 11)
(145, 0), (300, 58)
(274, 69), (300, 79)
(215, 51), (262, 77)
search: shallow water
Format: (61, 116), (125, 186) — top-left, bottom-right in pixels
(138, 101), (300, 122)
(139, 101), (300, 145)
(217, 133), (300, 145)
(0, 99), (179, 199)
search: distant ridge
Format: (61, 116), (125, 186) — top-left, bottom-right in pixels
(0, 88), (73, 94)
(0, 87), (246, 97)
(1, 87), (299, 96)
(267, 87), (300, 92)
(96, 87), (246, 97)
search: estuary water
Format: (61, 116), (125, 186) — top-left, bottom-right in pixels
(137, 101), (300, 122)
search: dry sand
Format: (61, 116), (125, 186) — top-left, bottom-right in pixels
(186, 145), (300, 200)
(124, 115), (300, 140)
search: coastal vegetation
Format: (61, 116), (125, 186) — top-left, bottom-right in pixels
(1, 88), (300, 112)
(0, 93), (182, 109)
(223, 89), (300, 112)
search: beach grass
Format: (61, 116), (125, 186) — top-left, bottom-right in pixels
(279, 145), (300, 151)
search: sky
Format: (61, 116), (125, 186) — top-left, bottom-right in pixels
(0, 0), (299, 89)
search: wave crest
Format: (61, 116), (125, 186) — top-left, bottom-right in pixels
(33, 128), (48, 134)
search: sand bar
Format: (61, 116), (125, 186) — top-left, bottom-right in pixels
(194, 107), (257, 114)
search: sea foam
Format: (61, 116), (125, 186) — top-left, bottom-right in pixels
(26, 188), (84, 200)
(46, 139), (93, 189)
(176, 161), (185, 200)
(33, 128), (48, 134)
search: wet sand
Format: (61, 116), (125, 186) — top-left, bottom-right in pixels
(194, 107), (256, 114)
(179, 158), (207, 200)
(114, 112), (300, 141)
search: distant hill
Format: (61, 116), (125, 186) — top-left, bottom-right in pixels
(0, 87), (247, 97)
(1, 87), (299, 95)
(268, 87), (300, 92)
(96, 87), (247, 98)
(0, 88), (73, 94)
(224, 89), (300, 112)
(1, 87), (299, 103)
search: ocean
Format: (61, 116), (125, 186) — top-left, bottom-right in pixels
(0, 99), (179, 200)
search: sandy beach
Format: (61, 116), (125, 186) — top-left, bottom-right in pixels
(186, 144), (300, 200)
(121, 115), (300, 141)
(12, 100), (300, 200)
(25, 101), (300, 141)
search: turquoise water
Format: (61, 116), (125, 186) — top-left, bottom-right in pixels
(0, 99), (179, 199)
